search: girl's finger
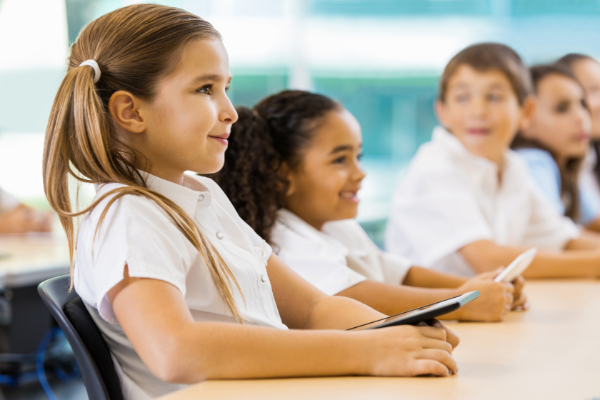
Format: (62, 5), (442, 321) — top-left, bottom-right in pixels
(419, 338), (453, 353)
(416, 349), (458, 374)
(411, 359), (452, 377)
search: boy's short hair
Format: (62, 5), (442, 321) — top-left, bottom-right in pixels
(554, 53), (595, 71)
(438, 42), (532, 105)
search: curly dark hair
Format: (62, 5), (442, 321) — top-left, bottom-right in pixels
(511, 64), (587, 221)
(208, 90), (340, 243)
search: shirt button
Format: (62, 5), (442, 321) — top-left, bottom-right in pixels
(198, 194), (205, 202)
(261, 274), (267, 282)
(216, 232), (224, 240)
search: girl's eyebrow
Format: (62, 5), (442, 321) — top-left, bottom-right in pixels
(330, 144), (361, 154)
(192, 74), (232, 84)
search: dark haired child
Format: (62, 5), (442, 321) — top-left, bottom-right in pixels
(512, 64), (600, 229)
(556, 54), (600, 230)
(386, 43), (600, 279)
(213, 90), (522, 322)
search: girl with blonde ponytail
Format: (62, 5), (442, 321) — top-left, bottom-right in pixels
(45, 5), (459, 399)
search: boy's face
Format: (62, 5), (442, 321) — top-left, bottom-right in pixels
(436, 64), (528, 166)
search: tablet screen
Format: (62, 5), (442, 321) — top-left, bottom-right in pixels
(347, 294), (464, 331)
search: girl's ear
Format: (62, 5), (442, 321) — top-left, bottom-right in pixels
(108, 90), (146, 134)
(434, 100), (447, 127)
(519, 96), (537, 137)
(279, 162), (295, 196)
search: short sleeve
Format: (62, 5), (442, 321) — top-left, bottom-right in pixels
(79, 190), (193, 323)
(386, 170), (493, 267)
(0, 187), (20, 216)
(377, 252), (412, 285)
(325, 220), (412, 285)
(271, 221), (366, 296)
(516, 149), (565, 214)
(524, 178), (579, 250)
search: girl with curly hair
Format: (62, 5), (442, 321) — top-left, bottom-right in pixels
(212, 90), (525, 323)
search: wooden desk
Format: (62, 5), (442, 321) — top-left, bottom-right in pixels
(0, 235), (69, 288)
(160, 281), (600, 400)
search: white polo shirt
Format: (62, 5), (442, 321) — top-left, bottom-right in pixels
(74, 173), (287, 400)
(385, 126), (579, 277)
(271, 209), (411, 295)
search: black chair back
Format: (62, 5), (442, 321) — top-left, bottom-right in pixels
(38, 275), (124, 400)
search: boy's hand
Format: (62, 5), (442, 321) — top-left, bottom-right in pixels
(455, 268), (513, 322)
(510, 275), (529, 311)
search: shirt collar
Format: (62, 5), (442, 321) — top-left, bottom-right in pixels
(432, 126), (510, 187)
(143, 172), (211, 218)
(276, 209), (349, 257)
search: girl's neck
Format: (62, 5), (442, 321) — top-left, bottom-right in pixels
(286, 207), (326, 232)
(143, 166), (186, 186)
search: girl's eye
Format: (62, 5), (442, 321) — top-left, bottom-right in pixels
(225, 85), (231, 93)
(357, 153), (363, 161)
(555, 101), (569, 113)
(333, 156), (346, 164)
(198, 85), (213, 95)
(488, 93), (502, 102)
(456, 94), (469, 103)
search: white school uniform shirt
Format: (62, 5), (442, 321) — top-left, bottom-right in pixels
(0, 187), (20, 217)
(271, 209), (411, 295)
(385, 126), (580, 277)
(73, 173), (287, 400)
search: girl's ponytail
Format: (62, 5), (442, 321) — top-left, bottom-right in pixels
(212, 90), (340, 243)
(43, 4), (245, 323)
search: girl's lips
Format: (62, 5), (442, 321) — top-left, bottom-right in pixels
(209, 133), (230, 145)
(339, 190), (360, 203)
(573, 132), (591, 141)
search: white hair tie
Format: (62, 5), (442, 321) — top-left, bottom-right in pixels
(80, 59), (101, 83)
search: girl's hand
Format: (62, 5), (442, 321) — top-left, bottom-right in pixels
(510, 275), (529, 311)
(455, 268), (513, 322)
(359, 324), (458, 377)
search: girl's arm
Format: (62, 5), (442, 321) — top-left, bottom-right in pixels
(337, 271), (513, 322)
(108, 257), (459, 385)
(403, 266), (527, 312)
(459, 239), (600, 278)
(402, 266), (467, 288)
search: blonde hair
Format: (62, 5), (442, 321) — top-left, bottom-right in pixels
(43, 4), (244, 322)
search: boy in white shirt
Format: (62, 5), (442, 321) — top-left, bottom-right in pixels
(386, 43), (600, 278)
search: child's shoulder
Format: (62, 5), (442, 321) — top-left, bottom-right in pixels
(86, 182), (168, 225)
(404, 140), (469, 185)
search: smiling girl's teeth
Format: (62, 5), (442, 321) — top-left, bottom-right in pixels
(340, 192), (355, 198)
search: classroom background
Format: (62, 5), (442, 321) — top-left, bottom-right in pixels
(1, 0), (600, 398)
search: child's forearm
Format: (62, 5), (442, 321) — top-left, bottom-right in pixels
(460, 240), (600, 278)
(165, 322), (369, 382)
(402, 266), (467, 289)
(337, 280), (461, 316)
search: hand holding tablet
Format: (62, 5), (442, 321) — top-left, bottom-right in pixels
(494, 248), (537, 283)
(348, 291), (480, 331)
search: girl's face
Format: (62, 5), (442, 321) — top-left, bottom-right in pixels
(571, 59), (600, 139)
(521, 74), (591, 161)
(284, 109), (366, 230)
(128, 38), (238, 181)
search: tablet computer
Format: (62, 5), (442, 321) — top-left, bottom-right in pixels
(347, 291), (480, 331)
(494, 248), (537, 283)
